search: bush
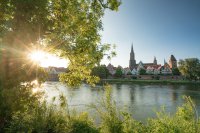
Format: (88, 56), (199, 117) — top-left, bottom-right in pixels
(122, 112), (147, 133)
(91, 85), (124, 133)
(154, 76), (160, 80)
(127, 72), (132, 75)
(147, 96), (200, 133)
(138, 68), (146, 75)
(132, 76), (137, 79)
(0, 84), (42, 132)
(115, 68), (123, 78)
(69, 112), (99, 133)
(6, 100), (99, 133)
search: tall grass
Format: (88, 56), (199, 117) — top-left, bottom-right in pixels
(1, 84), (200, 133)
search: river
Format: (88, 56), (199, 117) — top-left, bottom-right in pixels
(41, 82), (200, 122)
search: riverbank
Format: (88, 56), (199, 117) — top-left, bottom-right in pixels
(101, 79), (200, 85)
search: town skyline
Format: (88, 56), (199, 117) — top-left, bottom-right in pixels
(101, 44), (179, 68)
(101, 0), (200, 67)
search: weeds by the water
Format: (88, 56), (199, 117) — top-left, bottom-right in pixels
(1, 84), (200, 133)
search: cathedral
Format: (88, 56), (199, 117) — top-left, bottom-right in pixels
(106, 44), (178, 76)
(129, 44), (177, 75)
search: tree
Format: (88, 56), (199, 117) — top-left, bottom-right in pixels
(138, 68), (146, 75)
(91, 65), (110, 79)
(115, 67), (123, 78)
(0, 0), (121, 130)
(127, 71), (132, 75)
(0, 0), (121, 88)
(178, 58), (200, 81)
(172, 68), (181, 76)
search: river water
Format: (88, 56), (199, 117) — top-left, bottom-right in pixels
(41, 82), (200, 122)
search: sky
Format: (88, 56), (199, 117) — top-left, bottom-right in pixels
(101, 0), (200, 67)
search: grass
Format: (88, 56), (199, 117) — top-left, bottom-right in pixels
(101, 79), (200, 85)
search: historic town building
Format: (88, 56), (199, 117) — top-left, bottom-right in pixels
(106, 44), (178, 76)
(128, 45), (161, 71)
(169, 55), (177, 69)
(45, 67), (66, 81)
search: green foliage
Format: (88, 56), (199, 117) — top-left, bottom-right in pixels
(147, 96), (200, 133)
(132, 76), (137, 79)
(138, 68), (146, 75)
(6, 93), (99, 133)
(172, 68), (181, 76)
(69, 112), (99, 133)
(122, 112), (147, 133)
(7, 104), (99, 133)
(0, 0), (121, 88)
(0, 1), (121, 130)
(0, 84), (42, 132)
(91, 87), (200, 133)
(91, 65), (110, 79)
(127, 71), (132, 75)
(91, 85), (124, 133)
(115, 67), (123, 78)
(179, 58), (200, 80)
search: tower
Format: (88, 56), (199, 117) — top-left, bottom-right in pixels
(153, 56), (157, 65)
(129, 44), (136, 70)
(164, 59), (166, 65)
(169, 55), (177, 69)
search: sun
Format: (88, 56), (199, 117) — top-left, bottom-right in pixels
(29, 50), (68, 68)
(29, 50), (46, 63)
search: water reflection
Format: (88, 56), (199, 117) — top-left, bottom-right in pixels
(129, 85), (135, 103)
(42, 82), (200, 122)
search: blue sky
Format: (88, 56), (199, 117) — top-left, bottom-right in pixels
(101, 0), (200, 67)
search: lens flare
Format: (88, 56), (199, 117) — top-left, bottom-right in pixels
(28, 50), (68, 67)
(29, 50), (46, 63)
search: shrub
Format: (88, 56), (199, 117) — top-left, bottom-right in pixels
(0, 84), (42, 132)
(138, 68), (146, 75)
(147, 96), (200, 133)
(127, 72), (132, 75)
(7, 100), (99, 133)
(154, 76), (160, 80)
(132, 76), (137, 79)
(122, 112), (147, 133)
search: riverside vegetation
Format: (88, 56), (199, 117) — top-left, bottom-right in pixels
(0, 84), (200, 133)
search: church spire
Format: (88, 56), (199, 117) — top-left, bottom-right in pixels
(153, 56), (157, 65)
(129, 43), (136, 70)
(131, 43), (134, 53)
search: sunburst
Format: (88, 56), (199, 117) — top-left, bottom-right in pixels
(28, 50), (68, 68)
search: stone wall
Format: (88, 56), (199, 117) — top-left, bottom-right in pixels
(125, 75), (183, 80)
